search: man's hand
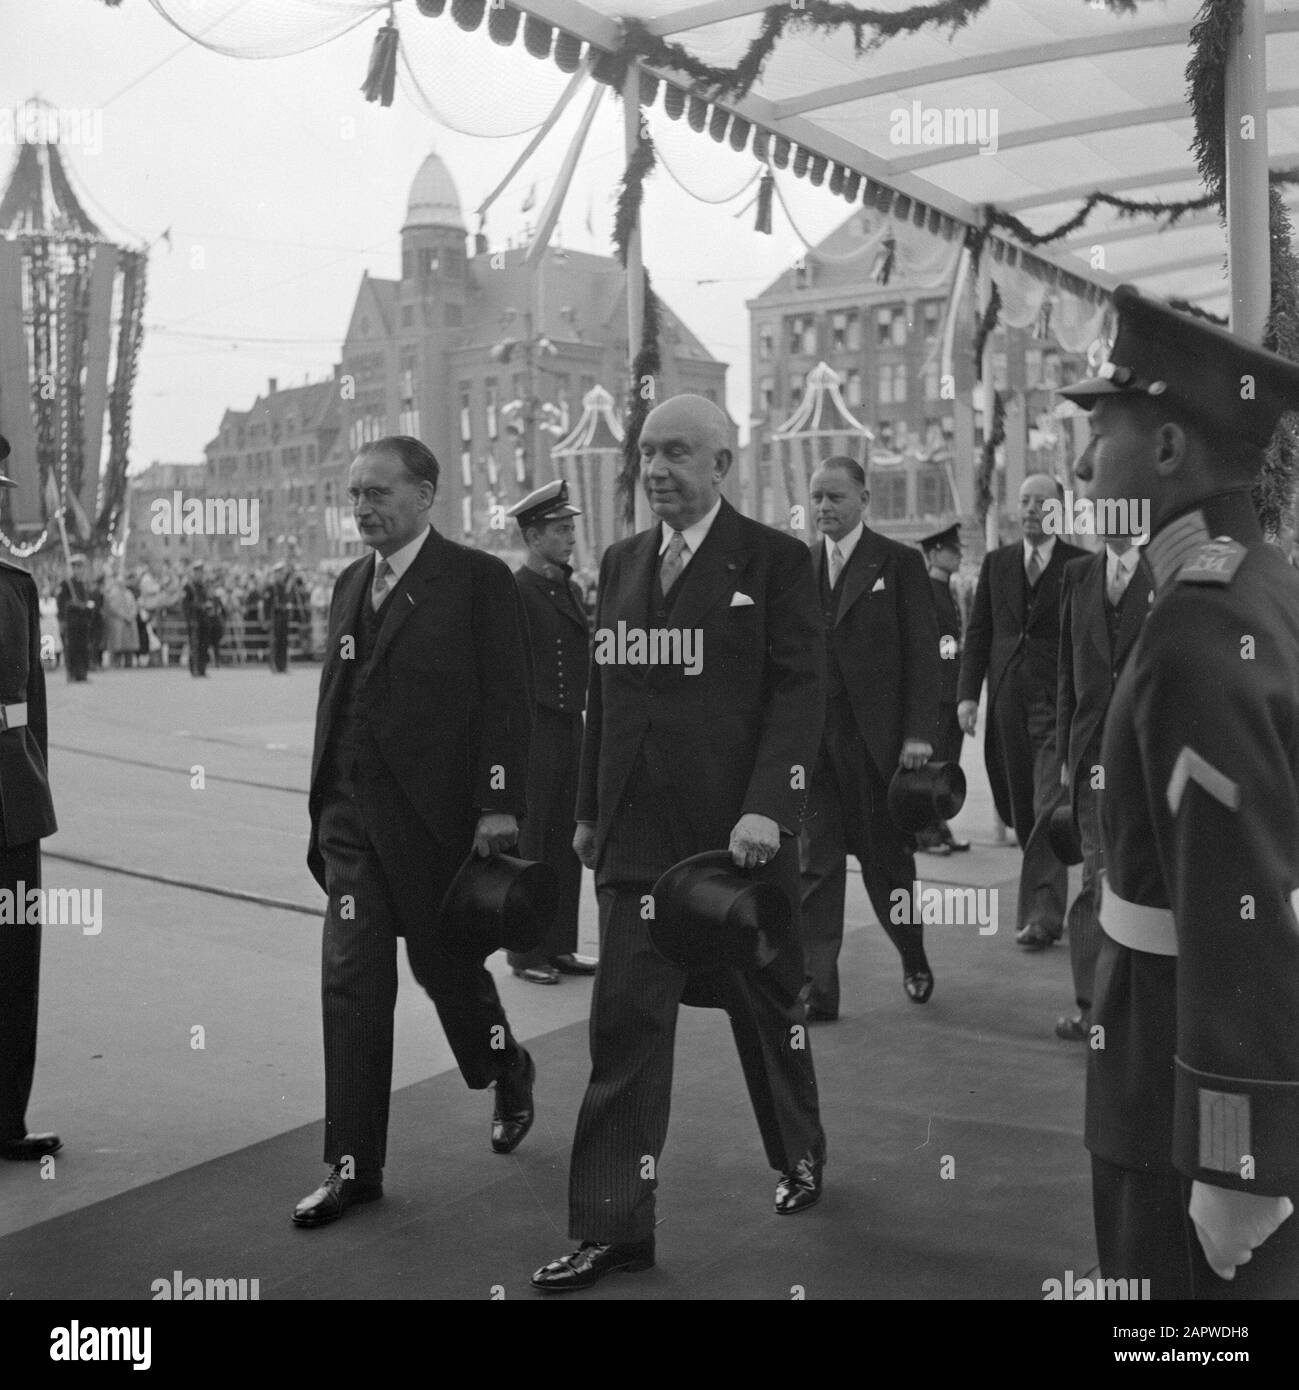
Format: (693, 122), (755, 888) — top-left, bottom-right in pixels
(957, 699), (978, 736)
(1189, 1182), (1294, 1280)
(899, 739), (933, 771)
(473, 813), (519, 858)
(573, 821), (597, 870)
(729, 813), (780, 870)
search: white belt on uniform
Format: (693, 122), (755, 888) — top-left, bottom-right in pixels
(0, 701), (28, 731)
(1100, 884), (1178, 956)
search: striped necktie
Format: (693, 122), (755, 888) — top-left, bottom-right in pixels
(660, 530), (686, 595)
(371, 558), (394, 612)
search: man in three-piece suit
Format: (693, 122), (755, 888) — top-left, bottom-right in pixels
(1052, 535), (1150, 1041)
(957, 476), (1085, 948)
(0, 441), (61, 1163)
(504, 479), (597, 986)
(915, 520), (969, 855)
(799, 458), (941, 1012)
(531, 395), (827, 1293)
(294, 435), (535, 1229)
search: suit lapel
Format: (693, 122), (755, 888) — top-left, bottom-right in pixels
(831, 527), (882, 627)
(369, 529), (453, 673)
(667, 499), (746, 631)
(1115, 555), (1152, 665)
(615, 525), (658, 631)
(1081, 551), (1110, 669)
(999, 545), (1025, 631)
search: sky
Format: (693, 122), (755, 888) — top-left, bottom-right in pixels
(1, 0), (857, 472)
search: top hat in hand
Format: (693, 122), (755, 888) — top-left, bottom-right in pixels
(887, 761), (967, 835)
(1046, 795), (1083, 867)
(649, 850), (793, 973)
(438, 851), (558, 957)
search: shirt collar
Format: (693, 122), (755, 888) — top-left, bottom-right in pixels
(825, 520), (865, 564)
(1023, 535), (1056, 565)
(378, 524), (431, 584)
(1106, 543), (1140, 579)
(659, 497), (722, 556)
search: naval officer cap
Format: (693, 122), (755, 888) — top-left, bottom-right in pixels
(918, 516), (962, 552)
(505, 479), (582, 531)
(1059, 282), (1299, 449)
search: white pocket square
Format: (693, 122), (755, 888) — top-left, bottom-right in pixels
(871, 577), (886, 592)
(730, 591), (755, 607)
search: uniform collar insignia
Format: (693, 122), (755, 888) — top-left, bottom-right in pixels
(1146, 508), (1209, 593)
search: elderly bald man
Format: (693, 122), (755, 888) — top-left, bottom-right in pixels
(531, 394), (828, 1293)
(957, 474), (1086, 946)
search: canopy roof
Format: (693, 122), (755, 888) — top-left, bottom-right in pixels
(508, 0), (1299, 315)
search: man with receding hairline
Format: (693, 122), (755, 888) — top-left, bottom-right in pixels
(531, 394), (827, 1293)
(295, 435), (535, 1228)
(958, 473), (1085, 948)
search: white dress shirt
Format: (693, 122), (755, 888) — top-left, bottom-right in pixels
(376, 524), (432, 587)
(658, 498), (722, 570)
(1023, 535), (1057, 576)
(823, 519), (865, 571)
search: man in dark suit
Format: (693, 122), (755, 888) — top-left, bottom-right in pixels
(531, 395), (827, 1293)
(263, 561), (299, 674)
(1052, 535), (1150, 1041)
(182, 562), (211, 679)
(504, 479), (596, 985)
(294, 435), (535, 1229)
(55, 554), (95, 683)
(957, 476), (1085, 948)
(1066, 283), (1299, 1298)
(0, 442), (61, 1162)
(800, 458), (941, 1011)
(915, 519), (969, 856)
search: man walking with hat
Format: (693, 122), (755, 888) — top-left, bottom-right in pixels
(531, 395), (827, 1292)
(0, 437), (61, 1162)
(799, 456), (942, 1011)
(263, 560), (298, 674)
(504, 479), (597, 986)
(55, 554), (96, 684)
(182, 561), (212, 679)
(915, 518), (970, 856)
(1064, 283), (1299, 1298)
(957, 476), (1085, 949)
(295, 435), (536, 1228)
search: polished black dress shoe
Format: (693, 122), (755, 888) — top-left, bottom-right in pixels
(917, 840), (952, 856)
(804, 1005), (838, 1023)
(775, 1156), (824, 1215)
(291, 1165), (383, 1228)
(531, 1239), (655, 1292)
(0, 1132), (61, 1161)
(513, 966), (560, 985)
(552, 953), (598, 976)
(903, 969), (935, 1004)
(491, 1048), (535, 1154)
(1016, 922), (1056, 951)
(1055, 1011), (1090, 1041)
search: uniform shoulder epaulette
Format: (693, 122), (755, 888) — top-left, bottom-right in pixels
(1176, 536), (1248, 586)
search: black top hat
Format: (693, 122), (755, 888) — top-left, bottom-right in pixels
(649, 850), (793, 973)
(1047, 796), (1083, 867)
(888, 761), (967, 834)
(1059, 282), (1299, 449)
(437, 851), (558, 957)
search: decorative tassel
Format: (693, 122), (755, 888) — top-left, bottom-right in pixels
(554, 30), (582, 72)
(416, 0), (446, 14)
(729, 117), (750, 152)
(450, 0), (485, 32)
(640, 72), (659, 105)
(523, 15), (552, 58)
(591, 49), (618, 86)
(755, 171), (773, 235)
(488, 3), (520, 45)
(792, 146), (809, 178)
(752, 128), (769, 161)
(360, 15), (400, 108)
(809, 154), (827, 186)
(772, 135), (790, 168)
(927, 206), (942, 234)
(687, 95), (708, 132)
(829, 163), (844, 195)
(843, 170), (860, 201)
(708, 107), (729, 142)
(912, 200), (927, 226)
(894, 195), (911, 220)
(664, 84), (685, 120)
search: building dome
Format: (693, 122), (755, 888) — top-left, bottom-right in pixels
(402, 149), (465, 232)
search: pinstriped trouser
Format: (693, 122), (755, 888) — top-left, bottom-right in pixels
(567, 880), (824, 1244)
(1066, 777), (1104, 1012)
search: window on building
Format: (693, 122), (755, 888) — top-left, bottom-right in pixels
(1041, 351), (1061, 388)
(924, 301), (942, 341)
(846, 369), (862, 407)
(759, 324), (775, 360)
(789, 371), (805, 406)
(876, 307), (895, 346)
(878, 365), (893, 405)
(459, 384), (472, 443)
(485, 380), (498, 439)
(918, 466), (951, 516)
(892, 362), (908, 403)
(873, 472), (908, 520)
(802, 317), (817, 356)
(923, 360), (940, 401)
(1025, 347), (1043, 389)
(794, 261), (814, 290)
(760, 376), (775, 413)
(461, 450), (472, 489)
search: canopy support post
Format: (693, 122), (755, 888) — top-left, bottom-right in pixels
(623, 65), (651, 533)
(1224, 0), (1270, 340)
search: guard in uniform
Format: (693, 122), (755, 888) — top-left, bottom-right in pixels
(0, 439), (61, 1161)
(55, 554), (95, 684)
(182, 561), (211, 678)
(915, 519), (969, 854)
(505, 480), (597, 984)
(263, 560), (297, 674)
(1064, 283), (1299, 1299)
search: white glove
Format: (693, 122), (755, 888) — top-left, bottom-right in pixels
(1188, 1181), (1294, 1280)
